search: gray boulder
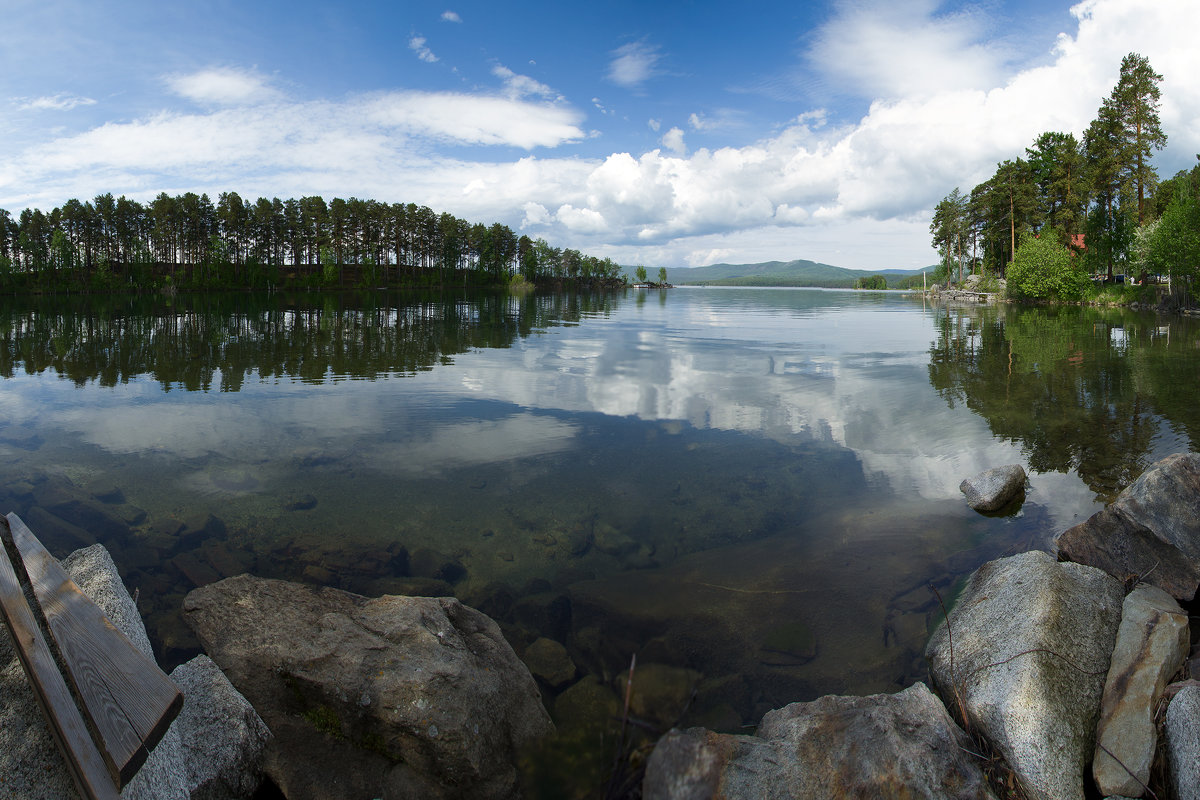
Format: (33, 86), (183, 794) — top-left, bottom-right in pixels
(0, 543), (188, 800)
(1093, 584), (1190, 796)
(925, 550), (1123, 800)
(959, 464), (1026, 512)
(183, 574), (553, 800)
(1165, 685), (1200, 800)
(170, 654), (271, 800)
(642, 682), (995, 799)
(1056, 452), (1200, 600)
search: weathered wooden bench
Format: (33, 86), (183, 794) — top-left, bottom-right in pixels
(0, 512), (183, 800)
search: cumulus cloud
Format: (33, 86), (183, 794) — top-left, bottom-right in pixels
(607, 39), (662, 89)
(441, 10), (462, 22)
(166, 67), (281, 106)
(17, 94), (97, 111)
(409, 36), (438, 63)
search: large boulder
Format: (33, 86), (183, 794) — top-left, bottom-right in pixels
(169, 654), (271, 800)
(925, 550), (1123, 800)
(1092, 584), (1190, 796)
(0, 543), (189, 800)
(1165, 684), (1200, 800)
(182, 574), (553, 800)
(959, 465), (1026, 512)
(1056, 452), (1200, 600)
(642, 682), (995, 799)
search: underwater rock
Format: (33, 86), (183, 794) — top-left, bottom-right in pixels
(409, 547), (467, 583)
(926, 551), (1123, 800)
(183, 575), (553, 800)
(643, 683), (995, 800)
(282, 493), (318, 512)
(523, 637), (577, 688)
(959, 464), (1026, 512)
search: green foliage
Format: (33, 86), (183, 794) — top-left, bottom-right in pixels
(1007, 233), (1089, 301)
(657, 266), (668, 284)
(634, 265), (648, 283)
(853, 274), (889, 290)
(1136, 181), (1200, 291)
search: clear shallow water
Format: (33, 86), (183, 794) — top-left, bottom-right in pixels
(1, 287), (1197, 794)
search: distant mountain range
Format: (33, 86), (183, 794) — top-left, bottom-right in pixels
(632, 259), (934, 288)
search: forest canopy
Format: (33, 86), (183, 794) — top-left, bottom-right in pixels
(0, 192), (623, 293)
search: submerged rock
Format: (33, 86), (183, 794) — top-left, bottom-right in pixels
(522, 637), (576, 688)
(183, 574), (553, 800)
(959, 464), (1026, 512)
(1056, 452), (1200, 600)
(642, 682), (995, 799)
(925, 550), (1123, 800)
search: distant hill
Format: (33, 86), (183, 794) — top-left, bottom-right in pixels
(644, 259), (932, 288)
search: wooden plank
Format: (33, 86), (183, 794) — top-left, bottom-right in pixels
(0, 527), (119, 800)
(8, 512), (183, 788)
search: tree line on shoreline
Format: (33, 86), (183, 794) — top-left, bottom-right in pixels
(0, 193), (626, 293)
(930, 53), (1200, 303)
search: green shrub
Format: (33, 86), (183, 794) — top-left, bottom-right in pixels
(1006, 234), (1088, 301)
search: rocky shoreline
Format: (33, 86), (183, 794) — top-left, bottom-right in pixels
(5, 453), (1200, 798)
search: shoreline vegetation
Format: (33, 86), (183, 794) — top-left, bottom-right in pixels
(929, 52), (1200, 313)
(0, 193), (628, 295)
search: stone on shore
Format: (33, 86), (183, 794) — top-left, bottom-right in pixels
(1165, 685), (1200, 800)
(1055, 452), (1200, 600)
(925, 550), (1123, 800)
(642, 682), (996, 799)
(1093, 584), (1190, 796)
(0, 543), (189, 800)
(959, 464), (1026, 512)
(169, 654), (271, 800)
(183, 574), (553, 800)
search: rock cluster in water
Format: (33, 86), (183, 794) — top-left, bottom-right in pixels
(643, 452), (1200, 800)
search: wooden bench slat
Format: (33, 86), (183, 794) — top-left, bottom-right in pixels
(8, 512), (183, 788)
(0, 528), (120, 800)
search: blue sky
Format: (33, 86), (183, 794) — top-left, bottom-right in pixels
(3, 0), (1200, 270)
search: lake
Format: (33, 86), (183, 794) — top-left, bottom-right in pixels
(1, 286), (1196, 793)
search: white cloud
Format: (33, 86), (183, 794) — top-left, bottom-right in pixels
(17, 94), (97, 111)
(521, 201), (552, 227)
(607, 39), (662, 89)
(363, 92), (584, 148)
(409, 36), (438, 63)
(441, 10), (462, 23)
(556, 204), (608, 233)
(810, 0), (1008, 99)
(661, 127), (686, 156)
(492, 65), (560, 101)
(647, 118), (661, 132)
(166, 67), (281, 106)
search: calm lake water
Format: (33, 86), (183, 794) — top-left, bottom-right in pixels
(2, 286), (1197, 793)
